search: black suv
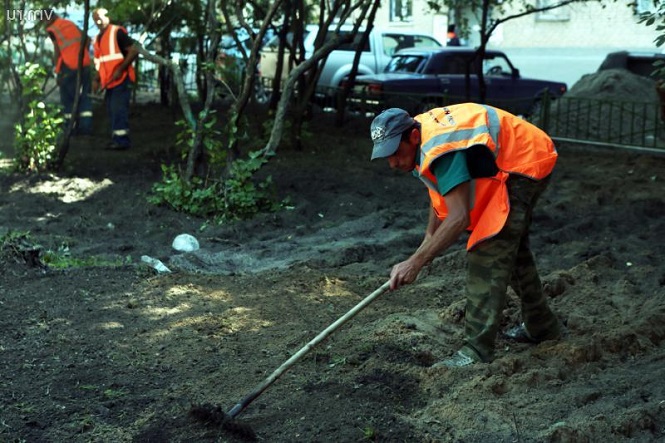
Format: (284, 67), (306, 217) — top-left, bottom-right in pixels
(597, 51), (665, 79)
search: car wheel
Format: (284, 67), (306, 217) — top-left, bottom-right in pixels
(416, 98), (442, 114)
(253, 80), (269, 105)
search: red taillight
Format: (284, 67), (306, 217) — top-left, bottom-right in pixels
(367, 83), (383, 95)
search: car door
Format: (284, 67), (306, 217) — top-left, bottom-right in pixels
(428, 53), (482, 105)
(482, 53), (533, 114)
(318, 30), (374, 88)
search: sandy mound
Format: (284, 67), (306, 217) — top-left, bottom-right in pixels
(568, 68), (659, 101)
(543, 69), (662, 147)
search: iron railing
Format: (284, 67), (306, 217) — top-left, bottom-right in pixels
(132, 67), (665, 154)
(536, 89), (665, 155)
(336, 86), (665, 154)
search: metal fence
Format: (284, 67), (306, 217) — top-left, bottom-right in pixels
(133, 66), (665, 155)
(334, 86), (665, 155)
(536, 91), (665, 155)
(135, 58), (198, 93)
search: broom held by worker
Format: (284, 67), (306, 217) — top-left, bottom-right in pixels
(40, 8), (94, 135)
(369, 104), (563, 368)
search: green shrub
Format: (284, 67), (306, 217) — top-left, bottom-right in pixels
(150, 109), (284, 223)
(149, 151), (283, 222)
(13, 62), (64, 173)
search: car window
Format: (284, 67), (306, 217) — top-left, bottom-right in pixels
(425, 54), (475, 74)
(385, 54), (427, 73)
(268, 28), (371, 52)
(382, 33), (441, 56)
(319, 30), (370, 52)
(482, 55), (512, 76)
(265, 30), (312, 50)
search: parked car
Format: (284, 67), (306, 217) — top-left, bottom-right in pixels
(217, 27), (278, 102)
(345, 47), (568, 117)
(597, 50), (665, 79)
(137, 27), (273, 95)
(259, 24), (442, 99)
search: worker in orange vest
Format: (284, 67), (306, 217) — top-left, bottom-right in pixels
(370, 105), (563, 367)
(42, 9), (93, 135)
(446, 24), (461, 46)
(92, 8), (139, 150)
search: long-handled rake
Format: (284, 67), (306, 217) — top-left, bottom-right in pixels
(190, 281), (391, 440)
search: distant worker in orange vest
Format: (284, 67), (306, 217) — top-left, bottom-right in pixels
(92, 7), (139, 150)
(370, 105), (563, 368)
(446, 24), (461, 46)
(42, 9), (93, 135)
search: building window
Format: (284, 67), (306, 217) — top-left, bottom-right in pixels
(635, 0), (664, 14)
(390, 0), (413, 23)
(535, 0), (571, 22)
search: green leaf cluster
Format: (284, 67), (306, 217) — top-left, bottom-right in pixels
(42, 243), (132, 269)
(1, 230), (130, 269)
(151, 109), (283, 222)
(13, 63), (64, 173)
(0, 230), (40, 265)
(638, 2), (665, 80)
(149, 151), (283, 223)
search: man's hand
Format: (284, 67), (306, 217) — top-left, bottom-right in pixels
(111, 67), (123, 82)
(91, 78), (101, 93)
(389, 257), (424, 290)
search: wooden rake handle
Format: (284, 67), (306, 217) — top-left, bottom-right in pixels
(226, 280), (391, 419)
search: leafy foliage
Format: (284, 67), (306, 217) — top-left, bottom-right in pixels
(42, 244), (132, 269)
(150, 112), (282, 222)
(149, 152), (282, 223)
(13, 63), (64, 173)
(0, 230), (130, 269)
(638, 1), (665, 79)
(0, 230), (42, 267)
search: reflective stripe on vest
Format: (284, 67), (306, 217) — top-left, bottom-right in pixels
(93, 25), (135, 89)
(47, 18), (90, 72)
(414, 104), (557, 250)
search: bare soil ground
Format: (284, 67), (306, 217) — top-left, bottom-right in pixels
(1, 100), (664, 443)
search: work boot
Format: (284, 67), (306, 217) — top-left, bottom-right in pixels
(503, 322), (563, 343)
(432, 348), (480, 368)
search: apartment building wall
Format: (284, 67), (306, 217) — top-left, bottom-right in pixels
(492, 2), (659, 48)
(371, 0), (450, 45)
(368, 1), (660, 50)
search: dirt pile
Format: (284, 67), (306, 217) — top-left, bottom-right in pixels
(546, 68), (662, 146)
(568, 68), (659, 101)
(0, 103), (664, 442)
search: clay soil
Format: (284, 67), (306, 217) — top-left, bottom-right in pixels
(1, 101), (664, 443)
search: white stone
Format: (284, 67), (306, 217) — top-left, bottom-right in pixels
(172, 234), (200, 252)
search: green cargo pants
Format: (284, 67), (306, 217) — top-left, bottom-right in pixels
(461, 174), (561, 362)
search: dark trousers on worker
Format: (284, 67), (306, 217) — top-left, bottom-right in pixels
(104, 77), (132, 149)
(461, 174), (561, 363)
(58, 65), (93, 135)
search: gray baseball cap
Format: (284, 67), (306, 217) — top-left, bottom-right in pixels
(370, 108), (415, 160)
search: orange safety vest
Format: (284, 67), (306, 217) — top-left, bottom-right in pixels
(415, 104), (557, 250)
(93, 24), (136, 89)
(47, 18), (90, 72)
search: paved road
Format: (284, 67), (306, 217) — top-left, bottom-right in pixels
(497, 47), (658, 88)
